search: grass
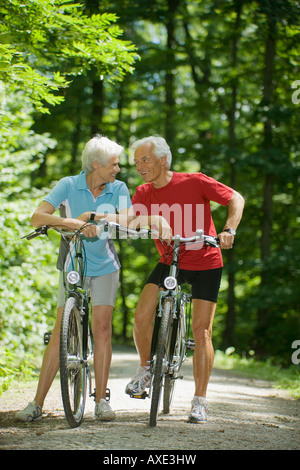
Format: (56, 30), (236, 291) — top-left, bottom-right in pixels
(214, 348), (300, 399)
(0, 348), (38, 396)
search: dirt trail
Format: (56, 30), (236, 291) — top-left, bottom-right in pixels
(0, 347), (299, 451)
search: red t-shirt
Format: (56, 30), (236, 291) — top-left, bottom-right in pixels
(132, 172), (233, 270)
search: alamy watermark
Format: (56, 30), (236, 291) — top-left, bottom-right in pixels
(96, 197), (205, 250)
(291, 340), (300, 365)
(291, 80), (300, 104)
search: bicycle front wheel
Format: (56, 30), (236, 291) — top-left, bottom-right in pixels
(60, 296), (87, 428)
(149, 298), (172, 427)
(163, 304), (186, 414)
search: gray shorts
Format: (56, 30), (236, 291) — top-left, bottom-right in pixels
(57, 270), (119, 308)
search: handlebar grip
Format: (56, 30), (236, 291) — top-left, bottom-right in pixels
(26, 231), (42, 240)
(23, 226), (48, 240)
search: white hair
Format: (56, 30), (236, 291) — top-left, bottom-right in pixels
(130, 135), (172, 169)
(81, 135), (124, 174)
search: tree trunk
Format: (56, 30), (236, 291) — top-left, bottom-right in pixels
(165, 0), (181, 159)
(222, 0), (242, 349)
(91, 79), (104, 137)
(255, 17), (277, 355)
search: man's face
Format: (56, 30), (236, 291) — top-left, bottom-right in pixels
(134, 142), (166, 183)
(94, 155), (120, 183)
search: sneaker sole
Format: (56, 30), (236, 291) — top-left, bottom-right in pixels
(16, 414), (42, 423)
(95, 413), (116, 421)
(188, 415), (207, 424)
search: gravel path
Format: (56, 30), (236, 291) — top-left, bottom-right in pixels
(0, 347), (299, 451)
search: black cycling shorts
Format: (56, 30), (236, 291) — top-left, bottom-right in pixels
(146, 262), (223, 303)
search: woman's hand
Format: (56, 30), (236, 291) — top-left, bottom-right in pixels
(77, 211), (91, 223)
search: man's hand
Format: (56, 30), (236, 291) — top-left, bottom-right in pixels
(218, 231), (234, 249)
(152, 215), (173, 242)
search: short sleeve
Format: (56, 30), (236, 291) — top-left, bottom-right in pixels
(198, 173), (233, 206)
(116, 182), (132, 212)
(43, 177), (69, 210)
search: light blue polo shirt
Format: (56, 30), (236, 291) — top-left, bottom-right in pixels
(44, 171), (132, 276)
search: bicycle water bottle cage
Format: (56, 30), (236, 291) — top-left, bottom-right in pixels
(186, 338), (195, 351)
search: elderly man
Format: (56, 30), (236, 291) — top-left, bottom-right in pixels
(126, 135), (244, 423)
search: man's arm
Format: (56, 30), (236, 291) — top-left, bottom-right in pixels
(218, 190), (245, 249)
(77, 209), (172, 241)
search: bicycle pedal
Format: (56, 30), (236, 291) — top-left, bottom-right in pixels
(129, 391), (149, 399)
(44, 331), (52, 345)
(186, 339), (195, 350)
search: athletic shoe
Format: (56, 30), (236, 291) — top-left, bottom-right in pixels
(95, 399), (116, 421)
(188, 396), (208, 423)
(16, 401), (42, 423)
(125, 366), (151, 396)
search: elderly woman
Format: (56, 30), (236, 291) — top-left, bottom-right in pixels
(16, 135), (132, 423)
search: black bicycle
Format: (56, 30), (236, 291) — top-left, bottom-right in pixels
(23, 224), (99, 428)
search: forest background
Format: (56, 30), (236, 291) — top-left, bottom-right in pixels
(0, 0), (299, 389)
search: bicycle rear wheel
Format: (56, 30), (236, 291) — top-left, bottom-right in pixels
(149, 298), (172, 427)
(60, 296), (87, 428)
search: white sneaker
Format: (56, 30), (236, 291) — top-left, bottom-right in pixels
(125, 366), (151, 396)
(95, 399), (116, 421)
(16, 401), (42, 422)
(188, 396), (208, 423)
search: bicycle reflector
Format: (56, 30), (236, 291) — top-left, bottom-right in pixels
(67, 270), (80, 285)
(164, 276), (177, 290)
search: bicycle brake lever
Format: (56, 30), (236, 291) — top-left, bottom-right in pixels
(22, 225), (48, 240)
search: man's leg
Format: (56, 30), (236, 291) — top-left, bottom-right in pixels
(125, 283), (159, 396)
(133, 283), (159, 366)
(192, 299), (217, 397)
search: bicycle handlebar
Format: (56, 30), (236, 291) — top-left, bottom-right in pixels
(23, 221), (220, 248)
(98, 220), (220, 248)
(22, 225), (84, 240)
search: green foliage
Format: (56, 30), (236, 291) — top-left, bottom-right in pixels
(214, 349), (300, 399)
(0, 0), (138, 378)
(1, 0), (300, 390)
(0, 348), (38, 396)
(0, 0), (137, 115)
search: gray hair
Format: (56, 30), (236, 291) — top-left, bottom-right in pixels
(130, 135), (172, 169)
(81, 135), (124, 174)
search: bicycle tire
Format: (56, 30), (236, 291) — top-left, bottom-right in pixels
(149, 298), (172, 427)
(60, 296), (87, 428)
(163, 322), (178, 414)
(163, 302), (187, 414)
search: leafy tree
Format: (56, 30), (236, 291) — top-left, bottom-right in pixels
(0, 0), (137, 115)
(0, 0), (137, 369)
